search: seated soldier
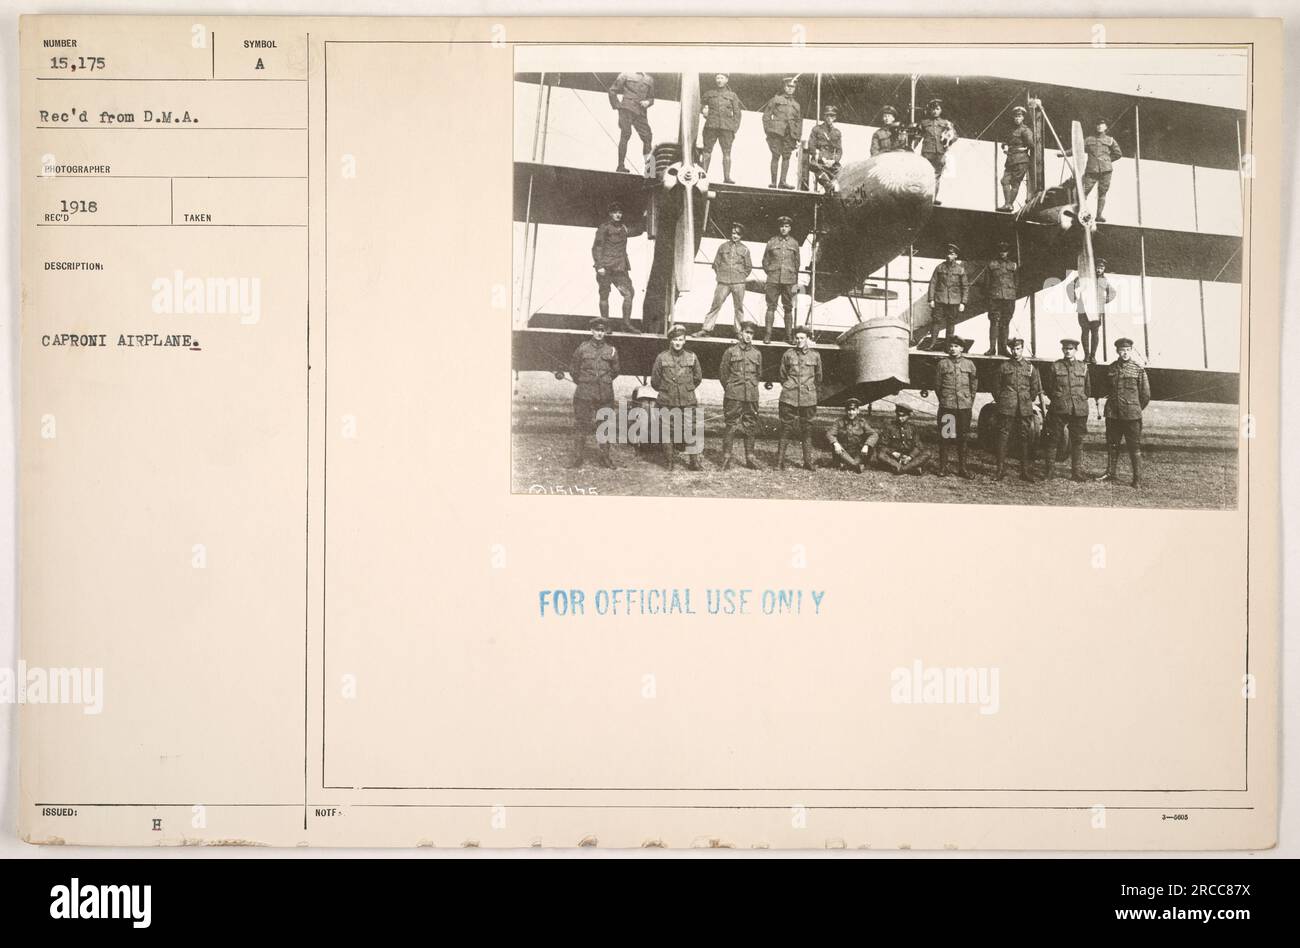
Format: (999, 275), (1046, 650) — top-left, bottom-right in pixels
(826, 397), (879, 472)
(874, 403), (932, 475)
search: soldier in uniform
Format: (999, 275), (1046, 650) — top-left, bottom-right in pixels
(1061, 119), (1123, 222)
(567, 317), (621, 469)
(777, 324), (822, 471)
(993, 337), (1044, 482)
(1098, 337), (1150, 487)
(762, 215), (801, 344)
(926, 243), (968, 347)
(870, 105), (911, 155)
(694, 222), (753, 337)
(651, 324), (704, 471)
(998, 105), (1034, 211)
(827, 397), (880, 472)
(984, 241), (1018, 356)
(608, 71), (655, 174)
(808, 105), (843, 193)
(1043, 338), (1092, 481)
(719, 319), (763, 470)
(875, 404), (931, 475)
(700, 72), (743, 183)
(1066, 258), (1117, 363)
(916, 98), (957, 205)
(591, 202), (641, 334)
(934, 337), (978, 479)
(761, 76), (803, 190)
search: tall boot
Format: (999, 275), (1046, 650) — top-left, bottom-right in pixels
(1019, 435), (1037, 482)
(801, 432), (814, 471)
(664, 440), (675, 471)
(1129, 445), (1142, 487)
(1070, 433), (1087, 481)
(777, 434), (788, 470)
(744, 435), (760, 469)
(1097, 447), (1119, 482)
(568, 434), (586, 469)
(721, 430), (735, 470)
(769, 154), (780, 188)
(957, 442), (974, 479)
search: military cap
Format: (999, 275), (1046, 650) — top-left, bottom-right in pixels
(793, 324), (812, 337)
(729, 221), (745, 235)
(607, 201), (623, 213)
(844, 396), (862, 410)
(927, 97), (943, 108)
(1114, 337), (1134, 349)
(881, 104), (898, 117)
(589, 317), (609, 330)
(1060, 338), (1079, 349)
(894, 403), (914, 415)
(823, 105), (838, 117)
(1011, 105), (1028, 116)
(667, 324), (688, 339)
(996, 240), (1011, 251)
(1007, 337), (1025, 348)
(776, 215), (793, 225)
(738, 319), (759, 332)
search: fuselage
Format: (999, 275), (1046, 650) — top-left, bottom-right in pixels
(813, 150), (936, 301)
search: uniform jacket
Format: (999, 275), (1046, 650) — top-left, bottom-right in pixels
(1047, 359), (1092, 417)
(762, 235), (801, 285)
(700, 87), (744, 132)
(1103, 359), (1150, 420)
(879, 418), (919, 455)
(871, 125), (911, 155)
(609, 72), (655, 115)
(592, 221), (632, 271)
(1066, 275), (1117, 315)
(935, 355), (979, 410)
(570, 339), (620, 402)
(719, 342), (762, 402)
(995, 358), (1043, 416)
(830, 415), (879, 453)
(713, 239), (753, 284)
(651, 347), (703, 408)
(1003, 124), (1034, 166)
(928, 260), (969, 305)
(1083, 134), (1122, 174)
(779, 347), (822, 407)
(761, 93), (802, 138)
(808, 123), (842, 163)
(917, 116), (956, 156)
(985, 259), (1019, 300)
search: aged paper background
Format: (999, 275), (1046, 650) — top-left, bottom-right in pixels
(13, 13), (1281, 849)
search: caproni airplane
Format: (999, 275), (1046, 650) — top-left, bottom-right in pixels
(513, 70), (1243, 443)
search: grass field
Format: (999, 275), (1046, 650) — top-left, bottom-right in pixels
(511, 373), (1240, 510)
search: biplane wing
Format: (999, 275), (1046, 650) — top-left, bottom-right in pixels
(514, 321), (1239, 406)
(514, 161), (820, 243)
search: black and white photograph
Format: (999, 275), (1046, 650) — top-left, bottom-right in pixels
(512, 45), (1246, 508)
